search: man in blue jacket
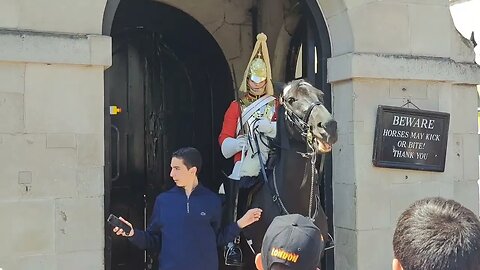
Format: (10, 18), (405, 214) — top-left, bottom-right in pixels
(113, 147), (262, 270)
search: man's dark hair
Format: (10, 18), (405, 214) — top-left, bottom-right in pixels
(172, 147), (202, 175)
(393, 197), (480, 270)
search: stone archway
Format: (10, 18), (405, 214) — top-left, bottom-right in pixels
(101, 1), (354, 270)
(102, 1), (235, 269)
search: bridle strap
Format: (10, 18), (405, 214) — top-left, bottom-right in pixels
(303, 101), (322, 123)
(283, 100), (322, 135)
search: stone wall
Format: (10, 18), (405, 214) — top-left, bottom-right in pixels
(0, 0), (109, 268)
(324, 1), (480, 269)
(0, 0), (478, 269)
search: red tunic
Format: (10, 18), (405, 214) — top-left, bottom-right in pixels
(218, 99), (278, 163)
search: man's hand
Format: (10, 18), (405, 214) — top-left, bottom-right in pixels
(113, 217), (135, 237)
(237, 208), (263, 229)
(235, 135), (247, 152)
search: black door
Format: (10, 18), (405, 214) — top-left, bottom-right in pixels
(286, 2), (334, 269)
(104, 2), (233, 269)
(106, 40), (147, 270)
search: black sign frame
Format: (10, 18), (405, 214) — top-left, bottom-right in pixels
(372, 105), (450, 172)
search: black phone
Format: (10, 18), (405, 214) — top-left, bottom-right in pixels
(107, 214), (132, 235)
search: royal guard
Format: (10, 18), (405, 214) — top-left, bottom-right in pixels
(219, 33), (277, 266)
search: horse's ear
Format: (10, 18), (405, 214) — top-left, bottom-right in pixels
(273, 81), (286, 97)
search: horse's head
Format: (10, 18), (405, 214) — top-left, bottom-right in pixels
(279, 79), (337, 153)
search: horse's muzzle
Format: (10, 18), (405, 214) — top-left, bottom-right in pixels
(323, 119), (338, 145)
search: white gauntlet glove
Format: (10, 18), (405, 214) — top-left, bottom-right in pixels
(255, 119), (277, 138)
(221, 136), (247, 158)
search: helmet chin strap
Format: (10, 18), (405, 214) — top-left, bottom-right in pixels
(248, 86), (266, 96)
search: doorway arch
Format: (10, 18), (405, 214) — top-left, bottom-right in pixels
(103, 1), (233, 269)
(102, 0), (339, 269)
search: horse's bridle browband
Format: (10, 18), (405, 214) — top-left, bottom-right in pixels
(282, 84), (324, 145)
(283, 100), (322, 133)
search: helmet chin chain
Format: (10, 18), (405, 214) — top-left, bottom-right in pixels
(248, 86), (266, 97)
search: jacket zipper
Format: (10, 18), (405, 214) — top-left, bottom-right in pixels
(186, 185), (198, 214)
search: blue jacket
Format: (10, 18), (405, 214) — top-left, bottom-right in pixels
(129, 184), (240, 270)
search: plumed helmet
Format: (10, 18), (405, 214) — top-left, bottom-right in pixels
(239, 33), (273, 95)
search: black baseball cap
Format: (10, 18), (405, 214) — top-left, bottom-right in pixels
(261, 214), (324, 270)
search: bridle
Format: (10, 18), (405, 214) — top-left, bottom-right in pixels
(283, 99), (322, 148)
(255, 83), (326, 221)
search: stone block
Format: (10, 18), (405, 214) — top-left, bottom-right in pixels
(0, 200), (55, 256)
(355, 146), (435, 186)
(352, 79), (389, 128)
(8, 255), (56, 270)
(353, 121), (375, 146)
(448, 85), (478, 134)
(333, 141), (355, 185)
(356, 144), (437, 187)
(225, 0), (253, 24)
(239, 25), (253, 59)
(438, 82), (453, 114)
(76, 134), (104, 167)
(443, 134), (464, 181)
(389, 80), (427, 100)
(0, 134), (43, 200)
(0, 62), (25, 93)
(88, 35), (112, 69)
(0, 134), (77, 200)
(55, 197), (104, 253)
(76, 167), (104, 198)
(409, 5), (451, 57)
(333, 183), (356, 229)
(462, 133), (479, 181)
(17, 0), (106, 34)
(47, 134), (76, 149)
(357, 229), (393, 270)
(326, 11), (354, 57)
(25, 64), (104, 133)
(163, 0), (224, 34)
(0, 30), (111, 67)
(56, 250), (103, 270)
(334, 227), (357, 270)
(343, 0), (378, 10)
(328, 53), (352, 84)
(328, 53), (480, 85)
(357, 185), (391, 230)
(0, 0), (19, 28)
(452, 35), (476, 64)
(382, 0), (447, 5)
(0, 93), (24, 133)
(319, 0), (347, 19)
(332, 81), (353, 128)
(348, 2), (409, 54)
(454, 181), (479, 215)
(213, 24), (242, 60)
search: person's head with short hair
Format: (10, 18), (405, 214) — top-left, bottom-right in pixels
(170, 147), (202, 187)
(255, 214), (324, 270)
(392, 197), (480, 270)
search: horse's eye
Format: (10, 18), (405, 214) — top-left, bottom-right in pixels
(288, 97), (296, 104)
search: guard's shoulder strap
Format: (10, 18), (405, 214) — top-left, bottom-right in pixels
(236, 95), (276, 134)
